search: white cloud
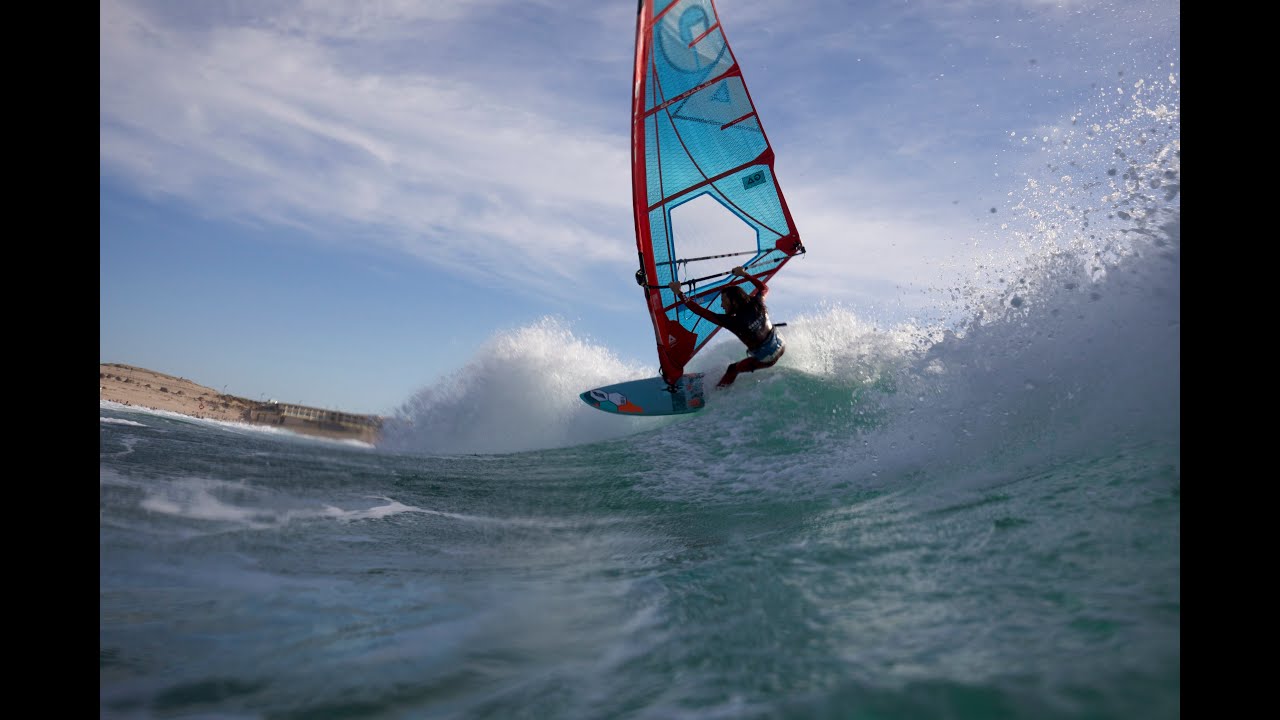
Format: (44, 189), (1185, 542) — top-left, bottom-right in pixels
(101, 0), (636, 305)
(101, 0), (1176, 320)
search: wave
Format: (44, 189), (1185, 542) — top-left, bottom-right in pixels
(380, 67), (1178, 464)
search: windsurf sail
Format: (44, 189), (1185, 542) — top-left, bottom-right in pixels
(631, 0), (805, 386)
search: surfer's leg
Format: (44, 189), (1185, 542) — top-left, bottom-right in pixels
(718, 358), (760, 387)
(718, 345), (786, 387)
(717, 362), (741, 387)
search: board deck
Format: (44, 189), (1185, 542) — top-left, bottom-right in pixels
(579, 373), (705, 416)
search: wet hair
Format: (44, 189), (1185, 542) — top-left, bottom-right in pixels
(720, 285), (750, 313)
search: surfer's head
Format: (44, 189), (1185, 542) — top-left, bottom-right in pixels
(720, 285), (750, 314)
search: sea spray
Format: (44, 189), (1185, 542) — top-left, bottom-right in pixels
(379, 317), (667, 455)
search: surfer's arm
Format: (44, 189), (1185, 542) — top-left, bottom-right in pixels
(668, 282), (727, 325)
(732, 266), (767, 298)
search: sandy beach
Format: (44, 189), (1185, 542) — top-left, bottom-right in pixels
(100, 363), (380, 442)
(100, 363), (258, 421)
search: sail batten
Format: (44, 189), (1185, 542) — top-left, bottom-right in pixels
(646, 148), (769, 212)
(641, 65), (739, 120)
(632, 0), (805, 385)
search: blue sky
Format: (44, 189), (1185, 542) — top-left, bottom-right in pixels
(100, 0), (1179, 415)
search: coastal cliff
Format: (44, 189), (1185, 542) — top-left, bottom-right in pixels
(99, 363), (382, 443)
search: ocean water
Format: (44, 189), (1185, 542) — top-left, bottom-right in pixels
(100, 77), (1178, 719)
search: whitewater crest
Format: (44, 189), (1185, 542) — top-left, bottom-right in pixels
(378, 318), (669, 455)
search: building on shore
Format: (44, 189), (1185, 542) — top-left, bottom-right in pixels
(247, 401), (383, 444)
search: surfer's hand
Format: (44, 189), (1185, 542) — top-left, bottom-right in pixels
(731, 266), (747, 277)
(668, 281), (683, 296)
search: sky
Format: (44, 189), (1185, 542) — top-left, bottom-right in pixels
(100, 0), (1179, 415)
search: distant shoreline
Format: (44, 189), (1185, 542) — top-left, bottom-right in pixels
(99, 363), (382, 443)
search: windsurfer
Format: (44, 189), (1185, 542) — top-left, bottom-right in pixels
(668, 266), (785, 388)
